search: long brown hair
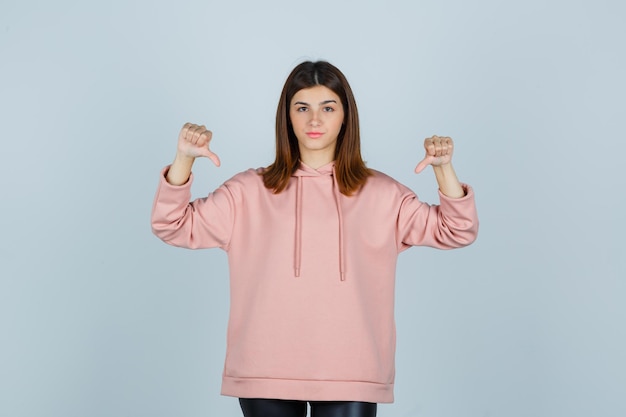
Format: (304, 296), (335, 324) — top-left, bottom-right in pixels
(262, 61), (371, 195)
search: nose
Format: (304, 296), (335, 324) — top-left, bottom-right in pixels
(308, 110), (321, 127)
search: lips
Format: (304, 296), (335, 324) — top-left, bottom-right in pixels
(306, 131), (324, 138)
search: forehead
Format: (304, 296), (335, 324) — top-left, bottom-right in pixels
(291, 85), (341, 104)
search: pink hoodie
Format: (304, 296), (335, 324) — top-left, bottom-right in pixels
(151, 161), (478, 403)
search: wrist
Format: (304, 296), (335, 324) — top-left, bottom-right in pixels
(432, 162), (454, 176)
(432, 163), (465, 198)
(166, 153), (195, 186)
(173, 152), (196, 166)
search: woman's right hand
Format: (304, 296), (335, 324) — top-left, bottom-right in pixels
(176, 122), (221, 167)
(166, 123), (220, 185)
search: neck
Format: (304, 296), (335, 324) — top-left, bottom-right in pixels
(299, 150), (335, 169)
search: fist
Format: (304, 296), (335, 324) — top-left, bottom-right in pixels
(415, 135), (454, 174)
(177, 122), (221, 166)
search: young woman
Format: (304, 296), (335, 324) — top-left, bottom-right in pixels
(151, 61), (478, 417)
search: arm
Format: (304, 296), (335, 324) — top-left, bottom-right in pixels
(397, 135), (477, 249)
(397, 184), (478, 250)
(151, 123), (231, 249)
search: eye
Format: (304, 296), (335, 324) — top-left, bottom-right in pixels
(296, 106), (308, 112)
(323, 106), (334, 112)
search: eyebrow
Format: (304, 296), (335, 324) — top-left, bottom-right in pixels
(293, 100), (338, 106)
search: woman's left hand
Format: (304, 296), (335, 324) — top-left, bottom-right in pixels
(415, 135), (454, 174)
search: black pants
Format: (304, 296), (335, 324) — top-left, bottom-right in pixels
(239, 398), (377, 417)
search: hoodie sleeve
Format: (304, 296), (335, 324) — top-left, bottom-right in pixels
(151, 166), (235, 250)
(397, 184), (478, 251)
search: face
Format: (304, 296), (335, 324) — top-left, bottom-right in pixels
(289, 85), (345, 167)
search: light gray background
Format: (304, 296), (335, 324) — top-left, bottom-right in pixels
(1, 1), (624, 416)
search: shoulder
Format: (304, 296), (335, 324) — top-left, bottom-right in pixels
(367, 168), (399, 184)
(362, 168), (413, 196)
(224, 168), (264, 184)
(221, 168), (268, 197)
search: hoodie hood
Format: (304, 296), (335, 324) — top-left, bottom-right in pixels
(292, 161), (346, 281)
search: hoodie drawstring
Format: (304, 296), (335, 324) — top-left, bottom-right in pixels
(293, 162), (346, 281)
(332, 171), (346, 281)
(294, 175), (303, 277)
